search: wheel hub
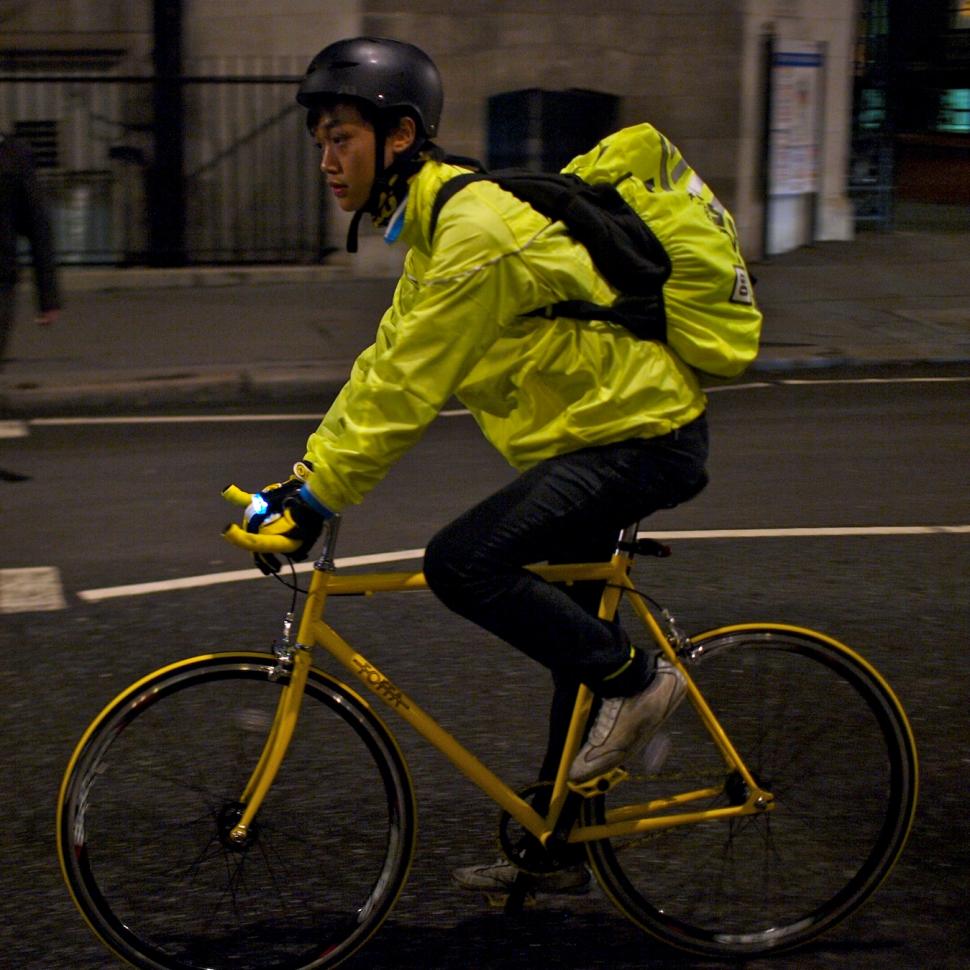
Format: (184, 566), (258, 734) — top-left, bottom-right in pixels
(216, 801), (258, 851)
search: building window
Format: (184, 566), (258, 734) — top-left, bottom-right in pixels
(952, 1), (970, 29)
(937, 89), (970, 131)
(857, 88), (887, 130)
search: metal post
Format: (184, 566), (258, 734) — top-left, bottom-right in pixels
(150, 0), (186, 265)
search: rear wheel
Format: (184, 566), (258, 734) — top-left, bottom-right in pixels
(58, 652), (416, 969)
(584, 625), (917, 958)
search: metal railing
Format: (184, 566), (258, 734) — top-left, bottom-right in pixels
(2, 73), (325, 265)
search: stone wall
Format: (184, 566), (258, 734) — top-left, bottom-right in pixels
(360, 2), (747, 206)
(1, 0), (859, 261)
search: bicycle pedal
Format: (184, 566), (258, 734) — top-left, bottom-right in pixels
(568, 765), (629, 798)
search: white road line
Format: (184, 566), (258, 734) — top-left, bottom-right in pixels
(779, 376), (970, 386)
(0, 567), (67, 613)
(709, 376), (970, 392)
(78, 548), (427, 603)
(75, 525), (970, 604)
(0, 419), (29, 438)
(642, 525), (970, 539)
(705, 382), (774, 393)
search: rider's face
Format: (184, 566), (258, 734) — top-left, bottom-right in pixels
(312, 104), (419, 213)
(313, 104), (378, 213)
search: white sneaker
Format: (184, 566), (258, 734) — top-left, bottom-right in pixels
(452, 858), (590, 895)
(569, 657), (686, 784)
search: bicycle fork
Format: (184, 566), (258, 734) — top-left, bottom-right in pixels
(228, 521), (344, 844)
(228, 639), (312, 845)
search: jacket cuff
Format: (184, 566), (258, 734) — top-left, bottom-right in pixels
(298, 483), (334, 519)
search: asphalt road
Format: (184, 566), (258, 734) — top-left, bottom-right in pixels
(1, 368), (968, 968)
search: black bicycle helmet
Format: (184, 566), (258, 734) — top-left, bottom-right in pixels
(297, 37), (443, 138)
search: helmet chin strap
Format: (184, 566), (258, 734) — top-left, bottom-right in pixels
(344, 119), (386, 254)
(345, 210), (366, 253)
(345, 123), (430, 253)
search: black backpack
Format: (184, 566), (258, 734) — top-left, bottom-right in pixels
(429, 168), (672, 343)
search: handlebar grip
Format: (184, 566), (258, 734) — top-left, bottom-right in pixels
(222, 484), (254, 508)
(222, 522), (301, 554)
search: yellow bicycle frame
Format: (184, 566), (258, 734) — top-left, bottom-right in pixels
(225, 518), (773, 848)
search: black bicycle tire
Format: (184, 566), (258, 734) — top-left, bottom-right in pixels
(57, 652), (417, 970)
(583, 624), (918, 958)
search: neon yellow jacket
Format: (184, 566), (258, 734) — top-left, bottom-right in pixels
(303, 159), (706, 512)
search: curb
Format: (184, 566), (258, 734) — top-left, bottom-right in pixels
(0, 368), (350, 416)
(57, 248), (393, 293)
(60, 264), (349, 293)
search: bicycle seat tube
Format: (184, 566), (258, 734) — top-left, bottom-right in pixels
(543, 521), (640, 825)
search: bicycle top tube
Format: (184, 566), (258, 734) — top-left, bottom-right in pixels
(309, 516), (645, 573)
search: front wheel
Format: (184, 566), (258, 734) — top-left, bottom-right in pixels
(584, 624), (918, 958)
(57, 652), (417, 970)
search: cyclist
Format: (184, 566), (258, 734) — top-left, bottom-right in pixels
(241, 36), (711, 894)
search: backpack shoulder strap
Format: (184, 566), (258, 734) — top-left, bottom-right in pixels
(429, 170), (492, 241)
(428, 169), (585, 242)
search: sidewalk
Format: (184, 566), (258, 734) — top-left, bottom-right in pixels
(2, 222), (969, 416)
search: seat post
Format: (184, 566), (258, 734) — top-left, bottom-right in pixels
(616, 521), (639, 553)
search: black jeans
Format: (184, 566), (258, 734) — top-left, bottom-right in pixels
(424, 414), (709, 785)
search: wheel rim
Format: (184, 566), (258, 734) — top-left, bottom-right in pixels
(59, 655), (415, 970)
(584, 629), (916, 956)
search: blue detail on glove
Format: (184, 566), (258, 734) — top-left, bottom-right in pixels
(248, 493), (269, 517)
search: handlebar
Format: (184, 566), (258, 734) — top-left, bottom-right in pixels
(222, 523), (301, 554)
(222, 484), (254, 509)
(220, 484), (301, 555)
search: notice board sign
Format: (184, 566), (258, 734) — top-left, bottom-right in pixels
(769, 43), (823, 196)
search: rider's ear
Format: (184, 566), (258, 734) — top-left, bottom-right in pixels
(386, 115), (417, 158)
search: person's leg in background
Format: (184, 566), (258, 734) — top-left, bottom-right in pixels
(0, 285), (15, 369)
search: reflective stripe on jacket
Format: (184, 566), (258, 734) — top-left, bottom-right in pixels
(303, 159), (706, 512)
